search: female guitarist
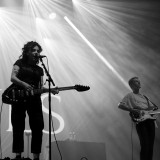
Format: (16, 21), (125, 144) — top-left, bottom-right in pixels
(10, 41), (58, 160)
(118, 77), (158, 160)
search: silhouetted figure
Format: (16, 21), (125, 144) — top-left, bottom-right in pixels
(10, 41), (58, 160)
(118, 77), (158, 160)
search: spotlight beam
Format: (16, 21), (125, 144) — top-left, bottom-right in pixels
(64, 16), (129, 90)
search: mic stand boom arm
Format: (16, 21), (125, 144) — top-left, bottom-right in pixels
(39, 58), (55, 86)
(39, 58), (55, 160)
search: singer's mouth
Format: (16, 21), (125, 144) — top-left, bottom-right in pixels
(34, 55), (38, 58)
(33, 57), (38, 61)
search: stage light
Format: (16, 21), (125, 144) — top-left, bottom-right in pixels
(64, 16), (129, 89)
(49, 12), (56, 19)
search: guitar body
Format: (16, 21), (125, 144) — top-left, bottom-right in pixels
(2, 84), (36, 104)
(2, 83), (90, 105)
(130, 111), (141, 123)
(130, 109), (160, 124)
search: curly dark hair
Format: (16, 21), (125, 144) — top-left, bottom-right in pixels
(19, 41), (42, 64)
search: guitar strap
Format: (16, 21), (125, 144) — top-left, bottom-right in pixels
(143, 95), (159, 110)
(143, 94), (158, 128)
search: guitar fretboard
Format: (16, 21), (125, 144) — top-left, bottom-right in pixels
(33, 86), (75, 95)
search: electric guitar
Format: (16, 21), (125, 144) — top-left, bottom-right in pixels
(2, 83), (90, 105)
(130, 109), (160, 124)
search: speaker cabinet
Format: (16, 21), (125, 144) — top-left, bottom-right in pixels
(50, 141), (106, 160)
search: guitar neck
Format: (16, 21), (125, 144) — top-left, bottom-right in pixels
(149, 109), (160, 115)
(57, 86), (75, 91)
(34, 86), (75, 94)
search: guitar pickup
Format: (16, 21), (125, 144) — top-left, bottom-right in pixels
(26, 90), (29, 96)
(31, 90), (34, 96)
(21, 90), (24, 97)
(12, 89), (16, 102)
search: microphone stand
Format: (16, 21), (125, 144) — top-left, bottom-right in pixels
(39, 57), (55, 160)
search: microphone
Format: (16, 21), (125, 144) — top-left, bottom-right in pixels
(35, 55), (46, 58)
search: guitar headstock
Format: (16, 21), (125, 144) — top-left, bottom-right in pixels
(74, 84), (90, 92)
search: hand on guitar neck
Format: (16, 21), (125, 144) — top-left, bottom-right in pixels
(2, 83), (90, 104)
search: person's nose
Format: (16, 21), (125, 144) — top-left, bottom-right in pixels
(35, 52), (40, 56)
(35, 50), (39, 54)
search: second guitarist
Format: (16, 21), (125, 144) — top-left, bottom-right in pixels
(118, 77), (158, 160)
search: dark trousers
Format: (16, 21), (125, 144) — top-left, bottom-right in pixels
(136, 120), (155, 160)
(11, 97), (44, 154)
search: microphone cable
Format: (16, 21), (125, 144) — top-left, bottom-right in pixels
(51, 117), (63, 160)
(45, 57), (63, 160)
(131, 120), (134, 160)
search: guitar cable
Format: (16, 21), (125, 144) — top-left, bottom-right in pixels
(43, 57), (63, 160)
(0, 102), (4, 159)
(131, 120), (134, 160)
